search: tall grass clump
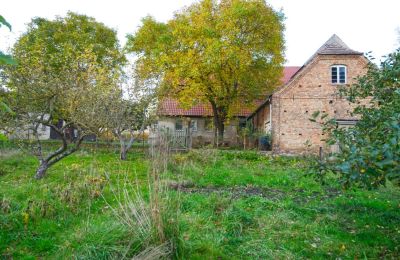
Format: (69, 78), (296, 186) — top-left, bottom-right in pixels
(104, 130), (183, 259)
(103, 179), (172, 259)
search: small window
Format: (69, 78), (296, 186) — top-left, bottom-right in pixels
(204, 118), (213, 131)
(239, 118), (247, 129)
(331, 65), (346, 84)
(175, 119), (183, 131)
(190, 120), (197, 132)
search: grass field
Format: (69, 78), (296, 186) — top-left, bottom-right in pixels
(1, 147), (399, 259)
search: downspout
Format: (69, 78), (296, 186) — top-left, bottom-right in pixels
(269, 97), (272, 133)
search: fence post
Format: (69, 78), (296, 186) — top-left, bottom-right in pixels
(319, 146), (323, 161)
(216, 131), (219, 148)
(188, 128), (192, 150)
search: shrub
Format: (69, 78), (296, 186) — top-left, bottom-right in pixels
(223, 150), (262, 161)
(0, 133), (7, 142)
(313, 49), (400, 188)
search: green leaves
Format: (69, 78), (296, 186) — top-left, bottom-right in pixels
(0, 101), (12, 113)
(0, 15), (11, 31)
(0, 50), (16, 65)
(315, 49), (400, 189)
(309, 111), (320, 122)
(0, 15), (16, 65)
(0, 14), (16, 115)
(127, 0), (285, 138)
(6, 12), (125, 132)
(3, 12), (127, 177)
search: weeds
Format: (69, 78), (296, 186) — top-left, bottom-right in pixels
(0, 197), (11, 214)
(222, 150), (262, 161)
(104, 178), (153, 248)
(132, 242), (172, 260)
(99, 129), (183, 259)
(148, 129), (182, 257)
(0, 167), (8, 177)
(1, 148), (399, 259)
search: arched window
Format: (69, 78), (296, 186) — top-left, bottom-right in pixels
(331, 65), (347, 84)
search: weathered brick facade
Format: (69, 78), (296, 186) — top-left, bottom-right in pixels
(251, 35), (369, 154)
(158, 34), (369, 153)
(156, 69), (298, 147)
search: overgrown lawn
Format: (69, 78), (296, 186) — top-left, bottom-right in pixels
(1, 148), (399, 259)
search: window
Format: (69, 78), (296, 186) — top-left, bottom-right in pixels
(73, 129), (78, 138)
(175, 119), (183, 131)
(190, 120), (197, 132)
(337, 119), (358, 129)
(331, 65), (347, 84)
(204, 118), (213, 131)
(239, 118), (247, 129)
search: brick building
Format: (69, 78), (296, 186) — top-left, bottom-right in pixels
(249, 34), (368, 154)
(156, 34), (368, 153)
(156, 68), (298, 147)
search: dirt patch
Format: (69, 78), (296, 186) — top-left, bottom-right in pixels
(170, 184), (286, 200)
(168, 181), (341, 202)
(292, 188), (342, 204)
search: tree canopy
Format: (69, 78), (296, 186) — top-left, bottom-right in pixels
(0, 14), (15, 115)
(5, 12), (125, 178)
(127, 0), (284, 142)
(0, 14), (15, 65)
(100, 86), (153, 160)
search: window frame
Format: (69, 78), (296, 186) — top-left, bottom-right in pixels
(204, 118), (214, 132)
(175, 119), (183, 131)
(238, 118), (247, 129)
(331, 65), (347, 84)
(190, 120), (198, 132)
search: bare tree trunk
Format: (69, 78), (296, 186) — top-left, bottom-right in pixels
(33, 124), (84, 179)
(120, 145), (127, 160)
(214, 128), (218, 147)
(35, 160), (49, 179)
(210, 101), (226, 148)
(217, 121), (224, 145)
(118, 135), (127, 160)
(117, 130), (135, 161)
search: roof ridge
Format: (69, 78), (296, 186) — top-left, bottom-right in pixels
(316, 34), (362, 55)
(291, 34), (363, 84)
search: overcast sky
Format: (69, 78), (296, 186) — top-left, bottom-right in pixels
(1, 0), (399, 65)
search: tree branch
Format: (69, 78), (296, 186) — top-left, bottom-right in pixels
(44, 123), (68, 163)
(48, 131), (85, 167)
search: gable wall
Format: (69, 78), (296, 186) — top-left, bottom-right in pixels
(271, 54), (368, 154)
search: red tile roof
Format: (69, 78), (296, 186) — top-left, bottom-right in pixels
(159, 99), (213, 117)
(159, 99), (265, 117)
(282, 66), (302, 84)
(158, 66), (300, 117)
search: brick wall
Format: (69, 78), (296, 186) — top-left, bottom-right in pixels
(271, 54), (368, 154)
